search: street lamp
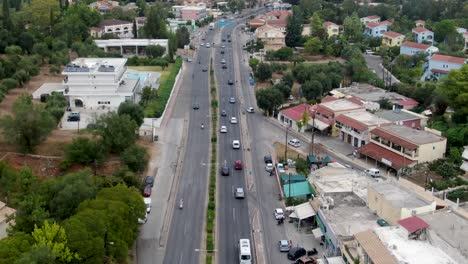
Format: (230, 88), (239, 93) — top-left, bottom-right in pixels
(310, 110), (316, 156)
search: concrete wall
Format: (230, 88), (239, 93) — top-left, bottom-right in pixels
(367, 186), (402, 225)
(400, 201), (436, 220)
(0, 222), (7, 239)
(417, 139), (447, 163)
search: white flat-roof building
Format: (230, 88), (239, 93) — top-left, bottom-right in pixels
(62, 58), (140, 110)
(94, 39), (168, 57)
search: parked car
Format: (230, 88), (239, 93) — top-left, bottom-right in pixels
(221, 50), (225, 54)
(230, 117), (238, 124)
(288, 139), (301, 147)
(295, 256), (316, 264)
(377, 219), (389, 227)
(67, 112), (80, 122)
(278, 240), (291, 252)
(365, 168), (381, 178)
(220, 126), (227, 133)
(277, 163), (285, 173)
(265, 163), (273, 172)
(143, 185), (152, 197)
(274, 208), (285, 220)
(234, 160), (243, 170)
(186, 57), (192, 62)
(287, 247), (306, 260)
(144, 176), (154, 187)
(232, 140), (240, 149)
(235, 187), (245, 199)
(264, 155), (273, 163)
(221, 164), (230, 176)
(246, 107), (255, 113)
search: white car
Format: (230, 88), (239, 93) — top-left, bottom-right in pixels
(220, 125), (227, 133)
(235, 187), (245, 199)
(274, 208), (285, 220)
(277, 163), (285, 173)
(200, 42), (204, 46)
(265, 163), (273, 172)
(288, 139), (301, 147)
(232, 140), (240, 149)
(246, 107), (255, 113)
(230, 117), (238, 124)
(206, 43), (211, 48)
(221, 59), (226, 64)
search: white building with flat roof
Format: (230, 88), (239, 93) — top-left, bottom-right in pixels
(62, 58), (140, 110)
(94, 39), (168, 57)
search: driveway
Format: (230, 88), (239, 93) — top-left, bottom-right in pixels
(363, 54), (400, 85)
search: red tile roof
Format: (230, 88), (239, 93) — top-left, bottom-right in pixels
(397, 216), (429, 233)
(380, 20), (393, 26)
(323, 21), (337, 27)
(365, 15), (381, 20)
(249, 18), (266, 25)
(431, 68), (449, 74)
(401, 41), (431, 50)
(383, 31), (403, 38)
(357, 143), (415, 170)
(412, 27), (431, 33)
(366, 22), (381, 28)
(346, 96), (364, 105)
(321, 95), (338, 103)
(335, 114), (368, 132)
(431, 54), (466, 64)
(370, 127), (419, 150)
(396, 98), (418, 107)
(280, 104), (311, 121)
(415, 20), (425, 24)
(100, 19), (132, 27)
(266, 19), (287, 28)
(315, 105), (334, 119)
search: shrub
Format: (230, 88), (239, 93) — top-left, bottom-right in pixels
(62, 138), (106, 169)
(1, 78), (18, 90)
(121, 144), (148, 172)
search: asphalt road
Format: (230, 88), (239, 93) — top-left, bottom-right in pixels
(363, 53), (400, 84)
(215, 23), (253, 264)
(162, 30), (214, 264)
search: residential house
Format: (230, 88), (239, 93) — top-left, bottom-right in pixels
(0, 201), (15, 239)
(342, 229), (399, 264)
(455, 27), (468, 51)
(335, 111), (392, 148)
(248, 18), (266, 29)
(89, 0), (119, 14)
(360, 15), (381, 24)
(357, 124), (447, 173)
(415, 19), (425, 28)
(90, 19), (140, 39)
(323, 21), (340, 38)
(255, 24), (286, 51)
(399, 41), (438, 57)
(461, 146), (468, 175)
(422, 54), (466, 81)
(464, 32), (468, 51)
(374, 107), (428, 129)
(367, 182), (436, 225)
(364, 21), (390, 37)
(181, 5), (207, 21)
(412, 27), (434, 44)
(313, 98), (366, 134)
(94, 39), (168, 57)
(277, 103), (312, 132)
(302, 24), (311, 36)
(62, 58), (145, 110)
(330, 83), (419, 110)
(382, 31), (405, 46)
(261, 10), (291, 33)
(171, 5), (184, 18)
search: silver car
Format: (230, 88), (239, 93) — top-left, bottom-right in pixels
(278, 240), (290, 252)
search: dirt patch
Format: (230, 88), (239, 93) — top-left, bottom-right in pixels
(35, 130), (93, 157)
(402, 169), (443, 188)
(274, 142), (306, 161)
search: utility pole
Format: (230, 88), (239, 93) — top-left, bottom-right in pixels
(310, 111), (316, 156)
(285, 124), (289, 161)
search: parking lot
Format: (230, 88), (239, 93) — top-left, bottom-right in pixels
(59, 108), (109, 131)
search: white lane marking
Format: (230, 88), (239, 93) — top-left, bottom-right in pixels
(178, 253), (184, 264)
(233, 207), (236, 221)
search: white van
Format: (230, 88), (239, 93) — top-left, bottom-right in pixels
(365, 168), (381, 178)
(144, 198), (152, 213)
(239, 239), (251, 264)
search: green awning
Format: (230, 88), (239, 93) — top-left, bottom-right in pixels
(322, 156), (333, 163)
(282, 181), (312, 198)
(280, 174), (307, 183)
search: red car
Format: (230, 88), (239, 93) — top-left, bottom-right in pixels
(234, 160), (243, 170)
(143, 184), (152, 197)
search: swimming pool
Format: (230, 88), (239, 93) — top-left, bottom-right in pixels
(127, 72), (150, 84)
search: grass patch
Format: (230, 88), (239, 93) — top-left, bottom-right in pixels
(128, 65), (172, 82)
(142, 58), (182, 117)
(205, 58), (218, 261)
(274, 142), (307, 161)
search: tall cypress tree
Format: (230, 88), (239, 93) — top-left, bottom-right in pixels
(132, 19), (138, 39)
(2, 0), (13, 29)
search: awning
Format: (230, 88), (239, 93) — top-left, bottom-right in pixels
(312, 228), (323, 238)
(292, 202), (315, 220)
(357, 143), (415, 170)
(308, 118), (330, 131)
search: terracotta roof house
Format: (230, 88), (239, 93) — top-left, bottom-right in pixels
(314, 98), (366, 134)
(412, 27), (434, 44)
(360, 15), (381, 24)
(415, 19), (425, 28)
(398, 216), (430, 234)
(278, 103), (313, 132)
(255, 24), (286, 51)
(400, 41), (438, 57)
(422, 54), (467, 81)
(382, 31), (405, 47)
(323, 21), (340, 38)
(364, 21), (391, 37)
(248, 18), (266, 29)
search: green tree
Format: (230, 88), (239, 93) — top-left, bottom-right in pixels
(176, 27), (190, 48)
(14, 245), (57, 264)
(343, 13), (363, 42)
(0, 232), (34, 264)
(282, 71), (294, 88)
(31, 221), (79, 262)
(433, 19), (457, 43)
(136, 0), (146, 16)
(304, 37), (322, 54)
(62, 138), (106, 168)
(285, 6), (304, 47)
(140, 86), (157, 107)
(143, 2), (168, 39)
(438, 65), (468, 116)
(121, 144), (148, 172)
(95, 112), (138, 153)
(32, 43), (50, 63)
(249, 58), (259, 71)
(272, 83), (291, 101)
(118, 101), (144, 126)
(5, 45), (22, 56)
(255, 87), (283, 115)
(255, 63), (272, 81)
(25, 0), (61, 31)
(274, 47), (294, 61)
(13, 193), (50, 234)
(145, 45), (166, 58)
(0, 94), (55, 153)
(310, 13), (326, 39)
(302, 80), (323, 100)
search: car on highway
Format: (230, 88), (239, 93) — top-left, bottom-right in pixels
(232, 140), (240, 149)
(265, 163), (273, 172)
(143, 185), (152, 197)
(288, 139), (301, 147)
(206, 43), (211, 48)
(234, 160), (243, 170)
(222, 64), (227, 69)
(229, 97), (236, 103)
(200, 42), (204, 46)
(274, 208), (285, 220)
(287, 247), (306, 260)
(221, 59), (226, 64)
(227, 79), (234, 85)
(246, 107), (254, 113)
(144, 176), (154, 187)
(230, 117), (238, 124)
(192, 103), (200, 110)
(202, 67), (208, 72)
(221, 45), (226, 48)
(228, 39), (231, 42)
(220, 125), (227, 133)
(221, 50), (225, 54)
(235, 187), (245, 199)
(222, 38), (226, 42)
(221, 163), (230, 176)
(278, 240), (291, 252)
(221, 110), (227, 116)
(67, 112), (80, 122)
(264, 155), (273, 163)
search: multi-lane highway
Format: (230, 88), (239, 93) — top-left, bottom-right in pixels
(162, 30), (214, 264)
(215, 23), (252, 264)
